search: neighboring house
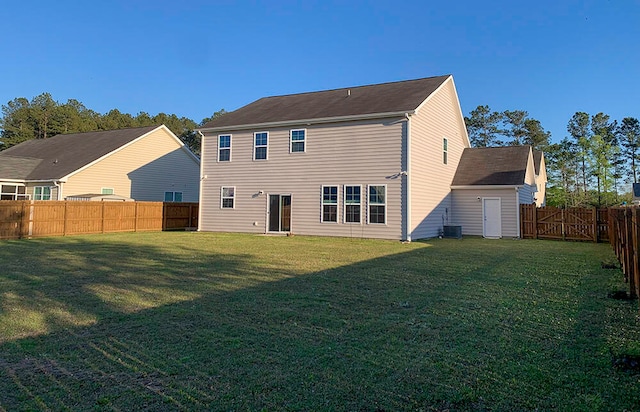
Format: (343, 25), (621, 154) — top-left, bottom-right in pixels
(197, 75), (470, 241)
(0, 125), (200, 202)
(450, 145), (544, 238)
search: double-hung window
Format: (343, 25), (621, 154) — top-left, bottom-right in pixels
(34, 186), (52, 200)
(221, 186), (235, 209)
(164, 191), (183, 202)
(443, 137), (448, 165)
(344, 185), (361, 223)
(254, 132), (268, 160)
(218, 134), (231, 162)
(290, 129), (306, 153)
(368, 185), (386, 224)
(321, 185), (338, 222)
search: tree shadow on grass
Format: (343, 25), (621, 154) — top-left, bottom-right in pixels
(0, 235), (638, 411)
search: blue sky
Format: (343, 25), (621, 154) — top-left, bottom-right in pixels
(1, 0), (638, 144)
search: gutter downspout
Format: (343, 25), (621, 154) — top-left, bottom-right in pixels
(197, 130), (205, 232)
(53, 181), (63, 200)
(405, 113), (412, 242)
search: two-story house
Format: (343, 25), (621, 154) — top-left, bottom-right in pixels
(197, 75), (470, 241)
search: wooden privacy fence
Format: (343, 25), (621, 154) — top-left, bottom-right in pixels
(0, 201), (198, 240)
(609, 207), (640, 298)
(520, 204), (609, 242)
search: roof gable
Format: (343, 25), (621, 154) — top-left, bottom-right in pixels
(452, 146), (534, 186)
(200, 75), (451, 130)
(0, 125), (160, 180)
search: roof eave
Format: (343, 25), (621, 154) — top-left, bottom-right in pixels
(196, 110), (415, 133)
(451, 184), (524, 190)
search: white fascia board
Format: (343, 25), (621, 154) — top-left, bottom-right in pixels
(413, 75), (451, 114)
(0, 179), (27, 184)
(196, 111), (414, 134)
(451, 185), (523, 190)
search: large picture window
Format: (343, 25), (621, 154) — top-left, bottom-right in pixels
(34, 186), (52, 201)
(0, 184), (27, 200)
(368, 185), (386, 224)
(321, 185), (338, 222)
(218, 135), (231, 162)
(290, 129), (306, 153)
(221, 186), (235, 209)
(254, 132), (268, 160)
(344, 185), (361, 223)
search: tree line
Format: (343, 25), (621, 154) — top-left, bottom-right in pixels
(464, 105), (640, 208)
(0, 93), (226, 155)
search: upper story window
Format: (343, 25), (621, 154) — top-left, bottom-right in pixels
(165, 191), (183, 202)
(443, 137), (448, 165)
(218, 135), (231, 162)
(34, 186), (52, 201)
(221, 186), (235, 209)
(321, 185), (338, 222)
(368, 185), (386, 224)
(0, 184), (27, 200)
(290, 129), (306, 153)
(254, 132), (268, 160)
(344, 185), (361, 224)
(101, 188), (114, 195)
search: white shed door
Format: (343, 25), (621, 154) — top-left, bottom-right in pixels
(483, 198), (502, 238)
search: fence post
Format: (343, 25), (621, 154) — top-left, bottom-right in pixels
(63, 201), (68, 236)
(134, 202), (138, 232)
(532, 205), (538, 239)
(592, 207), (597, 243)
(101, 202), (105, 234)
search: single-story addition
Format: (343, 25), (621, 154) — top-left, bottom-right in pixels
(0, 125), (200, 202)
(450, 145), (547, 238)
(197, 75), (470, 241)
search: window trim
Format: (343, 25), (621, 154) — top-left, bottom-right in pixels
(321, 185), (338, 223)
(218, 134), (232, 162)
(443, 137), (448, 165)
(221, 186), (236, 209)
(253, 131), (269, 161)
(367, 184), (387, 225)
(290, 129), (306, 153)
(34, 186), (52, 201)
(344, 184), (362, 224)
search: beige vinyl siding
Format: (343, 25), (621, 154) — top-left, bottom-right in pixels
(451, 188), (519, 237)
(62, 128), (200, 201)
(410, 78), (469, 239)
(535, 155), (547, 206)
(200, 119), (405, 240)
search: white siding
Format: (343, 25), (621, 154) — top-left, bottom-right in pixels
(410, 78), (470, 239)
(63, 128), (200, 201)
(200, 119), (405, 240)
(451, 188), (519, 238)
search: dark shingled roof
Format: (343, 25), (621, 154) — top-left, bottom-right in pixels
(533, 150), (543, 175)
(452, 146), (532, 186)
(0, 126), (159, 180)
(201, 75), (451, 129)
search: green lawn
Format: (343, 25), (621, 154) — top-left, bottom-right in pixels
(0, 232), (639, 411)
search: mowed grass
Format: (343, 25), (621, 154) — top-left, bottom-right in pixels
(0, 232), (639, 411)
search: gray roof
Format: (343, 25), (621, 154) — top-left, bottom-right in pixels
(533, 150), (543, 175)
(201, 75), (451, 129)
(0, 126), (159, 180)
(452, 146), (532, 186)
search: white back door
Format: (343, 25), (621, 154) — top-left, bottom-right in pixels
(483, 198), (502, 238)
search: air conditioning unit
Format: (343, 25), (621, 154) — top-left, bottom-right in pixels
(442, 225), (462, 239)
